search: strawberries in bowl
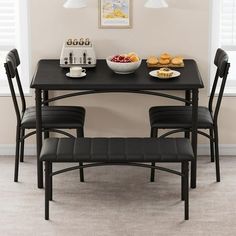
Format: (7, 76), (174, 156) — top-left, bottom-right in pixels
(106, 52), (141, 74)
(111, 55), (132, 63)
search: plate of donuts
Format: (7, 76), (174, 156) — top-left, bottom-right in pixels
(147, 53), (184, 68)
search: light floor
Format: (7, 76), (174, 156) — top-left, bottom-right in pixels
(0, 156), (236, 236)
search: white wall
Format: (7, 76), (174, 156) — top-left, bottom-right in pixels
(1, 0), (236, 154)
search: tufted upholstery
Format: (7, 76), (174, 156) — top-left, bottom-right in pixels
(40, 137), (194, 163)
(21, 106), (85, 129)
(149, 106), (213, 129)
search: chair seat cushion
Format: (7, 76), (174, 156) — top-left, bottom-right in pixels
(21, 106), (85, 129)
(149, 106), (213, 129)
(40, 137), (194, 163)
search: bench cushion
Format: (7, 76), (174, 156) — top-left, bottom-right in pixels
(40, 138), (194, 163)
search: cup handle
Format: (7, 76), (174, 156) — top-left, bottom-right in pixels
(82, 69), (86, 73)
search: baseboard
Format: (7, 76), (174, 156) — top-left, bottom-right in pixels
(0, 144), (235, 157)
(197, 144), (236, 156)
(0, 144), (36, 156)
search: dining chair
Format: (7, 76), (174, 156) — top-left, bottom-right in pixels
(148, 48), (230, 183)
(4, 49), (86, 183)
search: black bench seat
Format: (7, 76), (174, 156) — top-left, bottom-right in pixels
(40, 138), (194, 163)
(40, 137), (194, 221)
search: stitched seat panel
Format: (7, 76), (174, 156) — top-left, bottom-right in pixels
(21, 106), (85, 129)
(40, 138), (194, 163)
(149, 106), (213, 129)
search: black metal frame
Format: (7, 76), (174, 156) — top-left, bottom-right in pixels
(42, 90), (192, 105)
(44, 161), (189, 220)
(150, 50), (230, 184)
(35, 88), (198, 189)
(4, 49), (85, 184)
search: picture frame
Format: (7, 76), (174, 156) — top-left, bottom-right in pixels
(99, 0), (132, 29)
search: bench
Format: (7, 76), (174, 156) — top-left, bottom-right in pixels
(40, 137), (194, 220)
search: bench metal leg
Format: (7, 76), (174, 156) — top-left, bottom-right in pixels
(77, 129), (85, 182)
(150, 128), (157, 182)
(182, 161), (189, 220)
(150, 162), (156, 182)
(181, 163), (184, 201)
(45, 161), (51, 220)
(79, 162), (84, 182)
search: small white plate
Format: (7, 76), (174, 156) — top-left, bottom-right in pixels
(149, 70), (180, 79)
(66, 72), (86, 78)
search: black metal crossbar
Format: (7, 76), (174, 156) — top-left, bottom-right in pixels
(51, 162), (184, 177)
(43, 90), (192, 105)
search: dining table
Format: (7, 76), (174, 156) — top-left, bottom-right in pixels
(30, 59), (204, 189)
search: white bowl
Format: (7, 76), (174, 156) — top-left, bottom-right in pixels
(106, 56), (142, 74)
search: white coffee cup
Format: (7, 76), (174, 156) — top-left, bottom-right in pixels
(70, 67), (86, 77)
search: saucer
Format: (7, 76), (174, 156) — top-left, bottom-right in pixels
(66, 72), (86, 78)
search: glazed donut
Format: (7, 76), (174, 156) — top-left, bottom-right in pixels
(171, 57), (183, 65)
(160, 53), (171, 60)
(147, 56), (159, 65)
(159, 58), (170, 65)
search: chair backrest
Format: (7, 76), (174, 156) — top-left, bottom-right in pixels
(4, 49), (26, 124)
(208, 48), (230, 123)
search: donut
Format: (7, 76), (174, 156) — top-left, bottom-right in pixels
(147, 56), (158, 65)
(171, 57), (183, 65)
(160, 53), (172, 60)
(159, 58), (170, 65)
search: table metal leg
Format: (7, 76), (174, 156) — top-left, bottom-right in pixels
(191, 89), (198, 188)
(185, 90), (191, 139)
(36, 89), (43, 189)
(43, 90), (49, 139)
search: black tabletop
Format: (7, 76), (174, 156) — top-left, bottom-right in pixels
(31, 59), (204, 91)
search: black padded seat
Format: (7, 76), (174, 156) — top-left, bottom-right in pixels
(40, 137), (194, 163)
(41, 137), (193, 220)
(21, 106), (85, 129)
(149, 106), (213, 129)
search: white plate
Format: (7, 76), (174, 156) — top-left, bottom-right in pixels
(66, 72), (86, 78)
(149, 70), (180, 79)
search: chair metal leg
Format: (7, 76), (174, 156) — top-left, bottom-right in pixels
(77, 128), (84, 182)
(184, 130), (190, 139)
(77, 128), (84, 138)
(150, 127), (157, 182)
(214, 125), (220, 182)
(210, 128), (215, 163)
(20, 128), (25, 162)
(44, 130), (49, 139)
(14, 126), (21, 182)
(45, 161), (50, 220)
(150, 127), (157, 138)
(182, 161), (189, 220)
(49, 162), (53, 201)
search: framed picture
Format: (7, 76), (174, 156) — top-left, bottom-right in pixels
(99, 0), (132, 29)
